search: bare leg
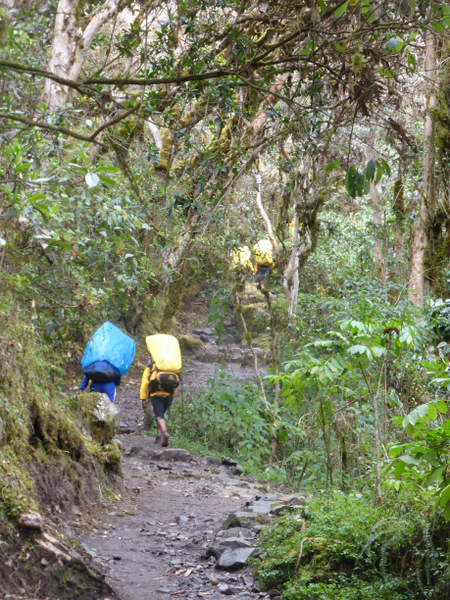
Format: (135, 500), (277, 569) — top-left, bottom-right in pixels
(158, 417), (169, 446)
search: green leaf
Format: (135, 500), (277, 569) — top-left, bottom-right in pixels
(417, 404), (429, 418)
(443, 504), (450, 521)
(439, 484), (450, 507)
(435, 401), (447, 414)
(430, 21), (444, 33)
(371, 346), (385, 357)
(345, 166), (358, 198)
(424, 465), (446, 486)
(97, 174), (116, 185)
(317, 0), (326, 13)
(380, 159), (391, 177)
(405, 408), (419, 426)
(334, 0), (350, 18)
(394, 460), (406, 478)
(28, 192), (46, 202)
(325, 160), (343, 172)
(427, 405), (438, 420)
(389, 445), (405, 458)
(375, 161), (383, 184)
(348, 345), (368, 355)
(366, 159), (376, 180)
(399, 455), (420, 466)
(407, 52), (416, 71)
(405, 423), (415, 437)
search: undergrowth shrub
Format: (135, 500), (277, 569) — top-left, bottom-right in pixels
(172, 372), (273, 468)
(254, 490), (450, 600)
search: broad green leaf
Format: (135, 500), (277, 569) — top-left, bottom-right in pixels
(348, 345), (368, 355)
(399, 455), (420, 466)
(389, 445), (405, 458)
(417, 404), (429, 418)
(28, 192), (46, 202)
(424, 465), (446, 486)
(371, 346), (385, 357)
(345, 167), (358, 198)
(427, 405), (438, 420)
(366, 159), (376, 180)
(430, 21), (444, 33)
(435, 401), (447, 414)
(334, 1), (350, 18)
(443, 504), (450, 521)
(439, 484), (450, 507)
(394, 460), (406, 478)
(405, 423), (416, 437)
(407, 408), (420, 426)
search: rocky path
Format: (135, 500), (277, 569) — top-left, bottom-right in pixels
(78, 433), (271, 600)
(75, 328), (292, 600)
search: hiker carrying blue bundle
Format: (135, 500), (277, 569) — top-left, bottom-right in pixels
(80, 322), (135, 403)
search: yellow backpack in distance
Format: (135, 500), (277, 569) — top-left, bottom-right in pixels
(252, 239), (274, 266)
(145, 334), (182, 398)
(230, 246), (253, 272)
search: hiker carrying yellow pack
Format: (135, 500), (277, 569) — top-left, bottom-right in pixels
(252, 239), (274, 287)
(140, 334), (182, 447)
(229, 245), (254, 274)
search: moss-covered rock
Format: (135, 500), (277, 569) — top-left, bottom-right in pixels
(238, 304), (270, 336)
(177, 334), (205, 353)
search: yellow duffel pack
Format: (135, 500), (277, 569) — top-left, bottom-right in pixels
(230, 245), (253, 271)
(252, 239), (274, 266)
(146, 334), (182, 373)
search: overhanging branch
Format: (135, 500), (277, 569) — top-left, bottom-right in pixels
(0, 113), (107, 146)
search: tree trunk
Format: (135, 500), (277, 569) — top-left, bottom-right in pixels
(254, 170), (280, 260)
(389, 170), (406, 286)
(41, 0), (79, 110)
(41, 0), (127, 110)
(368, 129), (386, 281)
(408, 28), (437, 307)
(283, 205), (301, 315)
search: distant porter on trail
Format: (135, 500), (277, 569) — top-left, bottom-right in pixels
(140, 334), (182, 447)
(80, 321), (136, 402)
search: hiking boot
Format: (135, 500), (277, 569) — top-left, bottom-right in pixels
(155, 436), (161, 445)
(161, 432), (169, 447)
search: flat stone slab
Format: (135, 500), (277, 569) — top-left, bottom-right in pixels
(246, 500), (275, 515)
(128, 444), (193, 462)
(205, 536), (255, 559)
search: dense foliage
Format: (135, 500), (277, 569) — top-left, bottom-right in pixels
(1, 1), (450, 597)
(254, 490), (449, 599)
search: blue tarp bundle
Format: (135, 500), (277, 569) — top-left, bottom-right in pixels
(81, 322), (135, 376)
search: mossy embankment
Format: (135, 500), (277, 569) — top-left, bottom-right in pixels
(0, 296), (121, 598)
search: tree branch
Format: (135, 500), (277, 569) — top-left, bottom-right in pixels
(0, 113), (107, 146)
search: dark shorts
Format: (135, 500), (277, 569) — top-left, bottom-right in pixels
(256, 265), (271, 280)
(151, 395), (172, 420)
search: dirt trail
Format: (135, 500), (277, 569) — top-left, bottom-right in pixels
(76, 330), (277, 600)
